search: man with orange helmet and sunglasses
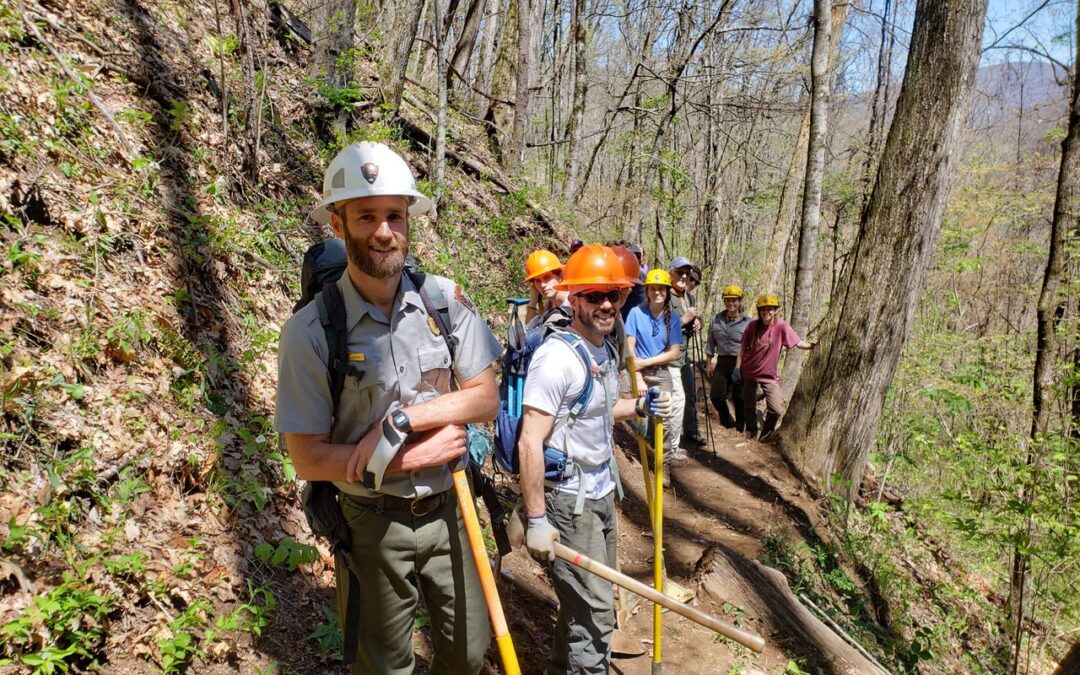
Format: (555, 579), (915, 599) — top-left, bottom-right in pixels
(517, 243), (670, 674)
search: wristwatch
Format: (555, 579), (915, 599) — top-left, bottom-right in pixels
(391, 409), (412, 434)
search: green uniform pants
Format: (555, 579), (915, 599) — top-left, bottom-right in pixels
(545, 489), (617, 675)
(338, 493), (490, 675)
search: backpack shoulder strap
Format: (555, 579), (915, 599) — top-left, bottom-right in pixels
(548, 330), (595, 434)
(406, 271), (457, 361)
(316, 282), (350, 432)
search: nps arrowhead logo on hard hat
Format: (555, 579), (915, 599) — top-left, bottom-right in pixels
(361, 163), (379, 184)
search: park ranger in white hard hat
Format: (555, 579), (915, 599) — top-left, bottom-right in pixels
(310, 140), (435, 224)
(275, 141), (502, 673)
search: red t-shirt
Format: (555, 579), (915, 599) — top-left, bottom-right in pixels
(739, 318), (800, 383)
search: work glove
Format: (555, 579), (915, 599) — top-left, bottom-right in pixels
(645, 386), (672, 418)
(731, 369), (742, 385)
(525, 515), (560, 563)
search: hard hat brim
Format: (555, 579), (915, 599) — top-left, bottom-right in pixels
(524, 265), (564, 282)
(555, 279), (633, 291)
(309, 190), (435, 224)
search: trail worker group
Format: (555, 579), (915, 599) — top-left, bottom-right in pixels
(275, 141), (809, 674)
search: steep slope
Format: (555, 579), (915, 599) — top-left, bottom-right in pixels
(0, 0), (558, 671)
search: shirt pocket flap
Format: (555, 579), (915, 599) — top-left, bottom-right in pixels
(418, 344), (452, 372)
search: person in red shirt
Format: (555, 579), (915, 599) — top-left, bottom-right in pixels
(736, 294), (817, 440)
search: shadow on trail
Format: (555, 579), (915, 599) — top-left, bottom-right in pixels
(690, 450), (824, 550)
(111, 1), (335, 671)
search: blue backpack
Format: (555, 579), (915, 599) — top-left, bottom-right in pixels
(492, 305), (603, 481)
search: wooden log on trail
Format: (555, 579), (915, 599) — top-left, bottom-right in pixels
(694, 546), (890, 675)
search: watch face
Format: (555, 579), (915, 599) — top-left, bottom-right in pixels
(392, 411), (410, 432)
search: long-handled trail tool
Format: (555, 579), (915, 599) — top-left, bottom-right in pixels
(652, 417), (665, 672)
(505, 298), (529, 416)
(452, 464), (521, 674)
(551, 541), (766, 654)
(692, 332), (716, 455)
(505, 512), (766, 656)
(622, 356), (692, 602)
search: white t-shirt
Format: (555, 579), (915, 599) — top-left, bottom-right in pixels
(522, 331), (619, 499)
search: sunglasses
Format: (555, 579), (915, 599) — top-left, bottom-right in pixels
(576, 290), (622, 304)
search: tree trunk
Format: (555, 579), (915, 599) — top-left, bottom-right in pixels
(774, 0), (989, 498)
(233, 0), (263, 180)
(378, 0), (425, 117)
(476, 0), (503, 112)
(449, 0), (485, 90)
(563, 0), (587, 203)
(861, 0), (899, 211)
(434, 0), (449, 207)
(695, 547), (890, 675)
(761, 1), (850, 294)
(1054, 641), (1080, 675)
(507, 0), (533, 171)
(1010, 10), (1080, 670)
(779, 0), (831, 402)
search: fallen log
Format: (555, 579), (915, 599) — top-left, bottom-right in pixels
(694, 546), (891, 675)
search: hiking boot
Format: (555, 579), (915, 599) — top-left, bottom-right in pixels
(667, 449), (690, 467)
(685, 433), (708, 446)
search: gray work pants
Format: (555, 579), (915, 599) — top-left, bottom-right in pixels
(338, 494), (490, 675)
(545, 489), (617, 675)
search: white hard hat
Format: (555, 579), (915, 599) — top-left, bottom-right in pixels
(309, 141), (434, 224)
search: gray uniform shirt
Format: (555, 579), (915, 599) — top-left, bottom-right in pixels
(706, 312), (750, 358)
(669, 293), (689, 367)
(274, 271), (502, 498)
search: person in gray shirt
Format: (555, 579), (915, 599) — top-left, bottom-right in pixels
(274, 142), (502, 675)
(705, 285), (751, 432)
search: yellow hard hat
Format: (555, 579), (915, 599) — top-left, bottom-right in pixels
(644, 269), (672, 287)
(721, 285), (744, 299)
(755, 293), (780, 309)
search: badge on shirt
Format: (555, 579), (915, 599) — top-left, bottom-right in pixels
(427, 315), (442, 336)
(454, 284), (476, 314)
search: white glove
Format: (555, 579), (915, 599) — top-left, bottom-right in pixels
(525, 515), (560, 563)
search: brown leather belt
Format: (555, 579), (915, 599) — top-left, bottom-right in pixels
(346, 490), (453, 517)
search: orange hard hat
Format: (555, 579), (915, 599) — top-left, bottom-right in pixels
(556, 244), (633, 290)
(610, 245), (643, 286)
(524, 249), (563, 281)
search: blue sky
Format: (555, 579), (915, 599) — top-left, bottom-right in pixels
(983, 0), (1075, 66)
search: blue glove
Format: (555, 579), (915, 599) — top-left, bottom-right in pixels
(645, 386), (672, 417)
(731, 368), (742, 385)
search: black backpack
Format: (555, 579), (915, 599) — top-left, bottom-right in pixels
(290, 240), (510, 662)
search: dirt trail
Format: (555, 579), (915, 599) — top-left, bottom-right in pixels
(495, 404), (830, 675)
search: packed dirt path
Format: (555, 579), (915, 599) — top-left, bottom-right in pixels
(253, 400), (833, 674)
(495, 402), (832, 675)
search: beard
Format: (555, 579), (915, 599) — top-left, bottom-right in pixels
(577, 306), (617, 336)
(344, 229), (408, 279)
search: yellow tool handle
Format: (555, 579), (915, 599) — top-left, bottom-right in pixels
(452, 469), (522, 675)
(653, 419), (664, 669)
(625, 355), (656, 511)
